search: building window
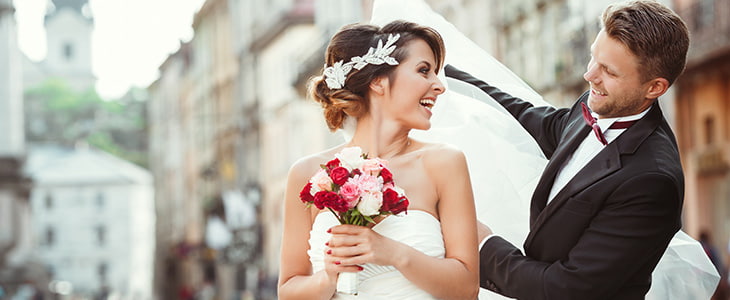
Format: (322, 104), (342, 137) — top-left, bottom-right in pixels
(63, 42), (74, 61)
(46, 227), (55, 247)
(45, 193), (53, 210)
(96, 225), (106, 246)
(98, 262), (108, 282)
(704, 116), (714, 145)
(96, 192), (105, 209)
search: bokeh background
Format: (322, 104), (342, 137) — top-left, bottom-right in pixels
(0, 0), (728, 299)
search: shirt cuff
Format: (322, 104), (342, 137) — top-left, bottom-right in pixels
(479, 234), (496, 250)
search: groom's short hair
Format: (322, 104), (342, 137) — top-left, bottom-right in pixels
(602, 0), (689, 86)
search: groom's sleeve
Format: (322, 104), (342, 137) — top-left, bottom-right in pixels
(444, 64), (566, 159)
(478, 236), (552, 298)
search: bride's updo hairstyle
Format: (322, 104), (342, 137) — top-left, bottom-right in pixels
(310, 20), (445, 131)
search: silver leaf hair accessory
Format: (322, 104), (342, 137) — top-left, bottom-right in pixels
(323, 33), (400, 89)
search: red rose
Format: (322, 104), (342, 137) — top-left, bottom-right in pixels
(381, 188), (408, 215)
(381, 188), (400, 212)
(313, 191), (349, 212)
(380, 167), (393, 184)
(300, 182), (314, 203)
(326, 158), (340, 171)
(390, 196), (409, 215)
(330, 167), (350, 186)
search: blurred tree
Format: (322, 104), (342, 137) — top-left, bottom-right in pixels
(24, 78), (148, 167)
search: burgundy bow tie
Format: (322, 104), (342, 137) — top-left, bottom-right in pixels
(581, 102), (637, 145)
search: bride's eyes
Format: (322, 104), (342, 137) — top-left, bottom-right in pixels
(419, 67), (430, 74)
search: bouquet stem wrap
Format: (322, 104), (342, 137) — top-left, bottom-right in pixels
(336, 272), (358, 295)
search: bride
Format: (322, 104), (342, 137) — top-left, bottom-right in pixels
(277, 20), (479, 299)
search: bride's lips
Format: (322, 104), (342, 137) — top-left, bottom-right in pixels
(419, 97), (436, 113)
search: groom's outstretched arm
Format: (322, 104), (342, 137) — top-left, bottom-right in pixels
(444, 64), (566, 158)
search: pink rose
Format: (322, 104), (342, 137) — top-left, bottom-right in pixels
(310, 169), (333, 193)
(330, 167), (350, 186)
(361, 158), (384, 176)
(338, 181), (361, 209)
(351, 174), (382, 193)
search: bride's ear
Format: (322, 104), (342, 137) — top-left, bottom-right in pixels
(369, 76), (388, 96)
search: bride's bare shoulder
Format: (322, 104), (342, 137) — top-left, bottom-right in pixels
(288, 144), (345, 180)
(415, 140), (468, 169)
(417, 140), (465, 158)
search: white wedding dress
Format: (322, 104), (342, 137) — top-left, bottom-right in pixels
(308, 210), (444, 299)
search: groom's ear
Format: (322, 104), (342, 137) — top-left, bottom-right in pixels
(369, 76), (388, 96)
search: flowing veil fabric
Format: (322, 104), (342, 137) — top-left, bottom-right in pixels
(366, 0), (721, 299)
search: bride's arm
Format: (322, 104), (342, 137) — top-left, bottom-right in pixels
(409, 147), (480, 299)
(278, 158), (359, 300)
(421, 147), (480, 299)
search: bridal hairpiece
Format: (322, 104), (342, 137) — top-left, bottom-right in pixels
(323, 33), (401, 89)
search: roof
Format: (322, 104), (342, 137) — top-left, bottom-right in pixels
(51, 0), (87, 13)
(24, 144), (152, 185)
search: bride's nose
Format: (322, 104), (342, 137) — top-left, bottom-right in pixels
(432, 77), (445, 95)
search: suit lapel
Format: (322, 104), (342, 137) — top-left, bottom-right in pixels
(529, 118), (589, 227)
(523, 102), (664, 250)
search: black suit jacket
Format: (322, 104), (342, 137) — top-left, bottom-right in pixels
(445, 65), (684, 300)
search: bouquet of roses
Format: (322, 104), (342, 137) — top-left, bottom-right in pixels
(299, 146), (409, 294)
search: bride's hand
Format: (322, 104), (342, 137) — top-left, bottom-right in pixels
(326, 224), (403, 267)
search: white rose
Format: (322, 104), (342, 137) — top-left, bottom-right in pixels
(357, 191), (383, 216)
(309, 169), (332, 195)
(336, 147), (365, 171)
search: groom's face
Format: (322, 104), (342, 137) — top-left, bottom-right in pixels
(583, 30), (655, 119)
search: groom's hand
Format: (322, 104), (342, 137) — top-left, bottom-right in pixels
(477, 221), (493, 241)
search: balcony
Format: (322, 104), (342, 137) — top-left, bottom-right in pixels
(676, 0), (730, 66)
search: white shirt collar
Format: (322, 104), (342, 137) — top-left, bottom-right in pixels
(594, 106), (650, 133)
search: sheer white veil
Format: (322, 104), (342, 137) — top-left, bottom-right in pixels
(367, 0), (720, 299)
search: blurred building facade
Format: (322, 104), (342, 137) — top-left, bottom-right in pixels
(673, 0), (730, 264)
(25, 146), (155, 299)
(148, 0), (361, 298)
(0, 0), (36, 293)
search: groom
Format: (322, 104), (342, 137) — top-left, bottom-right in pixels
(446, 1), (689, 299)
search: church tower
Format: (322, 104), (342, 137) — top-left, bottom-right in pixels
(43, 0), (95, 91)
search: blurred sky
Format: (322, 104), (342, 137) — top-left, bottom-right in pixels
(13, 0), (206, 99)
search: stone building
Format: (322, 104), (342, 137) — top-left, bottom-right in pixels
(673, 0), (730, 258)
(0, 0), (35, 292)
(25, 145), (155, 299)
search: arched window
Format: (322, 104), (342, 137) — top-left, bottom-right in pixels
(63, 42), (74, 61)
(704, 116), (715, 145)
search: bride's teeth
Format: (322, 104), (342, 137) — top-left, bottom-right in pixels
(420, 99), (435, 109)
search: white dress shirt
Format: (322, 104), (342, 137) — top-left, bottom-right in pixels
(480, 107), (650, 248)
(547, 108), (649, 203)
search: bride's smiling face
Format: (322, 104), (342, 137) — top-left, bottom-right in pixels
(379, 39), (445, 130)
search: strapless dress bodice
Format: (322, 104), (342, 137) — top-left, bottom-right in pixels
(308, 210), (445, 299)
